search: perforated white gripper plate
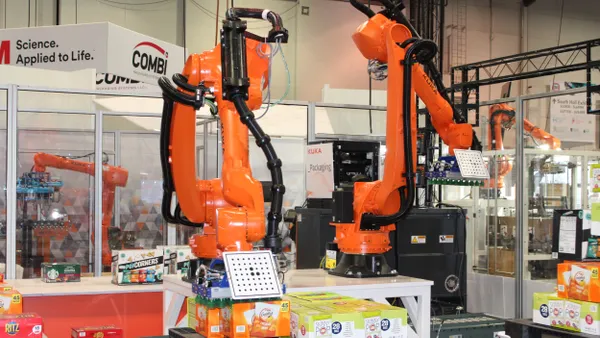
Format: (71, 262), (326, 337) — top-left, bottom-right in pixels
(454, 149), (490, 179)
(222, 251), (283, 300)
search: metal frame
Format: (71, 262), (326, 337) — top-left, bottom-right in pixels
(451, 39), (600, 126)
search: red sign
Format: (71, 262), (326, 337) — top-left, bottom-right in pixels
(0, 40), (10, 64)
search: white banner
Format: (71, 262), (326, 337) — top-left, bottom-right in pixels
(0, 23), (185, 88)
(549, 81), (596, 143)
(106, 23), (185, 85)
(0, 23), (107, 71)
(306, 143), (334, 199)
(96, 73), (160, 94)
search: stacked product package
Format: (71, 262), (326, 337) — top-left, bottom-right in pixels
(533, 261), (600, 334)
(286, 292), (408, 338)
(187, 294), (291, 338)
(0, 282), (44, 337)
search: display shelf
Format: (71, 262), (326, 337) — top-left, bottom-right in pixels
(4, 276), (163, 297)
(163, 269), (433, 338)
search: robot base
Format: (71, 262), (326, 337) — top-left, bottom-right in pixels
(328, 253), (398, 278)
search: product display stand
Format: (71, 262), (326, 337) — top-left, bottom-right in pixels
(163, 269), (433, 338)
(505, 318), (597, 338)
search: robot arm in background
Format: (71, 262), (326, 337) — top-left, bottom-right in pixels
(158, 8), (288, 259)
(333, 1), (479, 257)
(486, 103), (561, 188)
(489, 103), (561, 151)
(32, 152), (129, 266)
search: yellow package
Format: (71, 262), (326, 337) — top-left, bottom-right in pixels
(222, 300), (290, 338)
(0, 290), (22, 315)
(196, 303), (220, 337)
(569, 263), (600, 302)
(557, 262), (573, 299)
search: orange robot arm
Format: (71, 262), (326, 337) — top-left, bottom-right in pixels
(159, 8), (288, 258)
(486, 103), (560, 188)
(333, 1), (477, 257)
(32, 152), (128, 266)
(489, 103), (561, 151)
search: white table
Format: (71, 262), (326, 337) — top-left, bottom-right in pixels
(5, 276), (163, 296)
(163, 269), (433, 338)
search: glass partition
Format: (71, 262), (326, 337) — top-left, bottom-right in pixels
(15, 117), (102, 278)
(0, 88), (7, 274)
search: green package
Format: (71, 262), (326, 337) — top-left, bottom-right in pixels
(291, 305), (332, 338)
(41, 262), (81, 283)
(305, 302), (379, 338)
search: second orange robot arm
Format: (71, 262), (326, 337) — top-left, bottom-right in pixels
(32, 152), (128, 265)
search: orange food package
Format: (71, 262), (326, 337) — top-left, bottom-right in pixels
(221, 300), (290, 338)
(558, 262), (573, 299)
(196, 303), (221, 338)
(568, 263), (600, 302)
(0, 290), (22, 315)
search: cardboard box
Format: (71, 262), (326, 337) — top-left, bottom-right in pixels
(349, 301), (408, 338)
(197, 302), (221, 337)
(557, 262), (572, 299)
(41, 262), (81, 283)
(172, 247), (197, 278)
(187, 297), (198, 329)
(304, 302), (379, 338)
(0, 290), (22, 315)
(221, 300), (291, 338)
(287, 293), (355, 305)
(291, 304), (332, 338)
(111, 249), (163, 285)
(0, 313), (43, 337)
(71, 325), (123, 337)
(157, 245), (188, 274)
(532, 292), (600, 335)
(568, 263), (600, 302)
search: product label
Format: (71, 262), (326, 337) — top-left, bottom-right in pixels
(565, 301), (582, 331)
(315, 319), (332, 337)
(558, 215), (577, 254)
(325, 250), (337, 269)
(439, 235), (454, 244)
(410, 236), (426, 244)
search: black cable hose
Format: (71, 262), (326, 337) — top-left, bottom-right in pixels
(388, 9), (482, 150)
(226, 7), (282, 28)
(231, 94), (285, 253)
(172, 73), (200, 93)
(159, 90), (204, 228)
(349, 0), (375, 18)
(158, 77), (198, 108)
(360, 40), (436, 227)
(379, 0), (395, 10)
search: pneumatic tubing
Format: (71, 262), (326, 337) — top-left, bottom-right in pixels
(231, 95), (285, 253)
(349, 0), (375, 18)
(226, 8), (283, 31)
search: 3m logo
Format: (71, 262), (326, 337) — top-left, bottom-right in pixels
(0, 40), (10, 64)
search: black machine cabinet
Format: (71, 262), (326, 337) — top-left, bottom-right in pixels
(393, 208), (466, 300)
(294, 208), (336, 269)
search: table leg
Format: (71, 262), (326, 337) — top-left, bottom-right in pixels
(417, 288), (431, 338)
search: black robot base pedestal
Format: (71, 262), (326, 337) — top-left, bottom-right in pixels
(328, 253), (398, 278)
